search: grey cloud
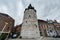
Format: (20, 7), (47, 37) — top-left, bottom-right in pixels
(0, 0), (60, 26)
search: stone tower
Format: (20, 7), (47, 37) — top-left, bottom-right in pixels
(21, 4), (40, 38)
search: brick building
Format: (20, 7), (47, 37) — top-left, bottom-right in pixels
(38, 19), (48, 37)
(15, 24), (22, 33)
(46, 23), (57, 37)
(38, 20), (60, 37)
(0, 13), (15, 33)
(53, 21), (60, 36)
(46, 20), (60, 37)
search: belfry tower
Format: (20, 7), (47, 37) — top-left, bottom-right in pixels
(21, 4), (40, 38)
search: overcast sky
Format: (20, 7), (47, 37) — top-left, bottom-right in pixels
(0, 0), (60, 26)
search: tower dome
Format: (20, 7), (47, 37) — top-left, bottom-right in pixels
(24, 4), (36, 13)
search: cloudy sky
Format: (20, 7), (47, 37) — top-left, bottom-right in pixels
(0, 0), (60, 26)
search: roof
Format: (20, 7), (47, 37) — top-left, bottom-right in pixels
(0, 13), (14, 21)
(14, 24), (22, 32)
(15, 24), (22, 28)
(38, 19), (47, 23)
(0, 13), (9, 16)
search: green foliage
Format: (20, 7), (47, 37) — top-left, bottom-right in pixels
(0, 33), (8, 40)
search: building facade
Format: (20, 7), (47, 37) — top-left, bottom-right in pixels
(0, 13), (15, 33)
(38, 19), (48, 37)
(0, 13), (15, 40)
(46, 20), (60, 37)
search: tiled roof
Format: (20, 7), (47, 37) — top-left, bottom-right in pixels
(0, 13), (14, 21)
(38, 19), (47, 23)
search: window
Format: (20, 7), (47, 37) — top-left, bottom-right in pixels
(40, 32), (43, 36)
(26, 21), (27, 23)
(28, 15), (31, 18)
(34, 24), (37, 28)
(50, 30), (52, 32)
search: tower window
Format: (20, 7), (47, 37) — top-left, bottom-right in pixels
(34, 24), (37, 28)
(26, 21), (27, 23)
(28, 15), (31, 18)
